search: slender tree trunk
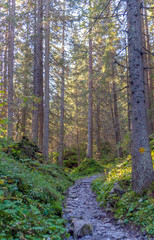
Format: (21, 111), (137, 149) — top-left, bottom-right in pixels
(38, 0), (43, 149)
(32, 0), (38, 143)
(77, 129), (80, 166)
(58, 2), (65, 166)
(125, 42), (131, 133)
(112, 79), (123, 158)
(144, 5), (154, 133)
(108, 81), (115, 131)
(87, 0), (93, 159)
(22, 107), (26, 135)
(7, 0), (15, 139)
(127, 0), (154, 193)
(32, 0), (43, 145)
(140, 2), (151, 134)
(3, 41), (8, 120)
(95, 91), (101, 160)
(43, 0), (50, 160)
(75, 90), (80, 166)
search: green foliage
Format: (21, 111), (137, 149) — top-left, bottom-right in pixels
(3, 136), (40, 161)
(0, 142), (73, 239)
(63, 146), (87, 170)
(63, 148), (78, 168)
(72, 158), (104, 178)
(92, 156), (154, 237)
(100, 142), (112, 156)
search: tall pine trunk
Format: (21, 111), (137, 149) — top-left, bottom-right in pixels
(38, 0), (43, 149)
(95, 91), (101, 160)
(112, 79), (123, 158)
(127, 0), (154, 193)
(43, 0), (50, 160)
(32, 0), (43, 145)
(87, 0), (93, 159)
(32, 0), (38, 143)
(140, 2), (151, 135)
(75, 90), (80, 166)
(144, 5), (154, 133)
(58, 2), (65, 166)
(7, 0), (15, 139)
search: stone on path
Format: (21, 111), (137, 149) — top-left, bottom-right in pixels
(73, 220), (93, 239)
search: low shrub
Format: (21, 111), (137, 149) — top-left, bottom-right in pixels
(0, 147), (73, 239)
(72, 158), (104, 178)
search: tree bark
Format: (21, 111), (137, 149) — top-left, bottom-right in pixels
(140, 2), (151, 134)
(3, 39), (8, 121)
(112, 78), (123, 158)
(75, 90), (80, 166)
(87, 0), (93, 159)
(127, 0), (154, 193)
(7, 0), (15, 139)
(144, 4), (154, 133)
(95, 91), (101, 160)
(58, 1), (65, 166)
(126, 51), (131, 133)
(38, 0), (43, 149)
(32, 0), (43, 145)
(32, 0), (38, 143)
(43, 0), (50, 160)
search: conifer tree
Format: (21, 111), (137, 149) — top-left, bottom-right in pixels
(127, 0), (154, 193)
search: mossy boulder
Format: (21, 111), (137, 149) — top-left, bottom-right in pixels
(73, 220), (93, 239)
(3, 136), (40, 160)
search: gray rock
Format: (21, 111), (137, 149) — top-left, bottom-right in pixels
(73, 220), (93, 239)
(110, 182), (125, 196)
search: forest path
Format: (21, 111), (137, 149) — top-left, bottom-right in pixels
(63, 175), (151, 240)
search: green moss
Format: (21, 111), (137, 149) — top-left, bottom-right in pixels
(3, 136), (41, 161)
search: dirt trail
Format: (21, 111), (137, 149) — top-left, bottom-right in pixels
(63, 175), (153, 240)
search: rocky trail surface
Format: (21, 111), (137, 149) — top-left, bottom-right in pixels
(63, 175), (153, 240)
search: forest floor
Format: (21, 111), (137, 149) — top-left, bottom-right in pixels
(63, 175), (154, 240)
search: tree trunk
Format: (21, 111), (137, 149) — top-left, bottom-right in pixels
(127, 0), (154, 193)
(32, 0), (38, 143)
(87, 0), (93, 159)
(22, 107), (26, 135)
(75, 91), (80, 166)
(95, 91), (101, 160)
(140, 2), (151, 134)
(43, 0), (50, 160)
(7, 0), (15, 139)
(58, 2), (65, 166)
(126, 47), (131, 133)
(32, 0), (43, 145)
(38, 0), (43, 150)
(112, 79), (123, 158)
(144, 4), (154, 133)
(3, 40), (8, 121)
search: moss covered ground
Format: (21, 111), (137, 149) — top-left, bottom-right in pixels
(72, 158), (104, 179)
(0, 138), (73, 240)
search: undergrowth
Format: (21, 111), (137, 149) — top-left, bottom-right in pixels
(92, 152), (154, 237)
(72, 158), (104, 179)
(0, 138), (73, 240)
